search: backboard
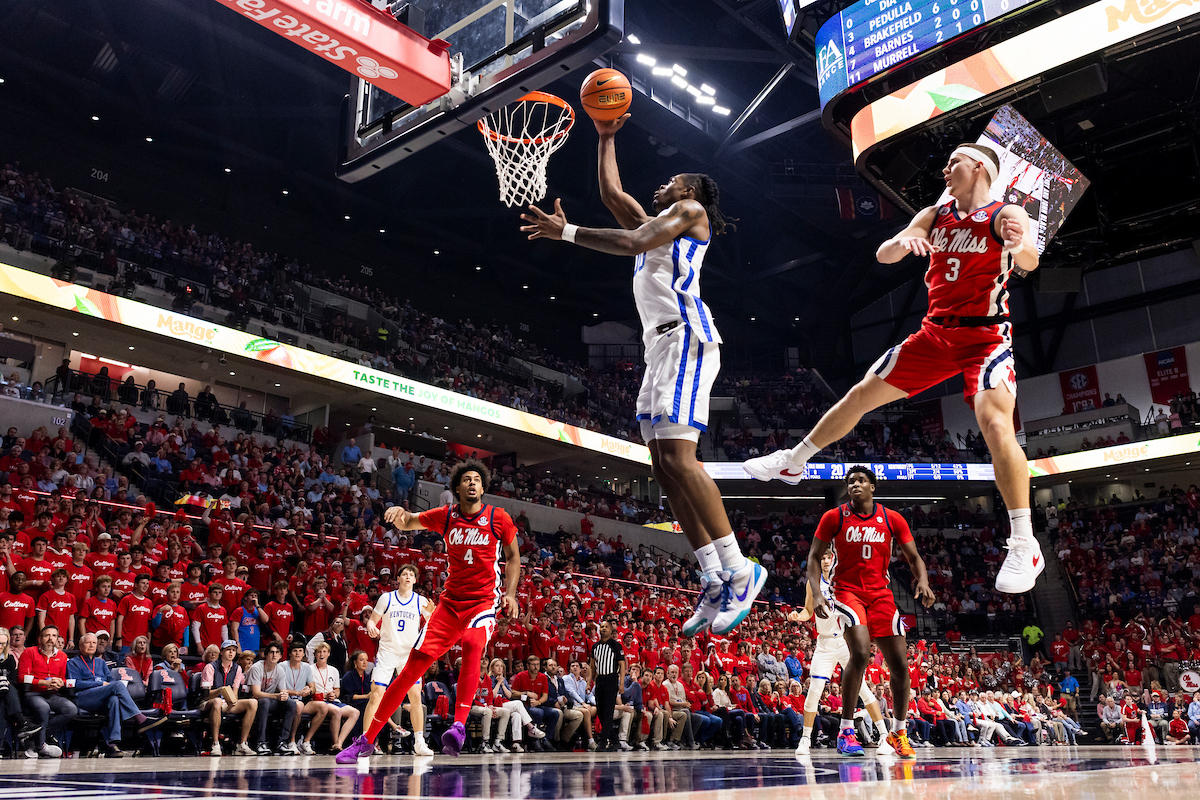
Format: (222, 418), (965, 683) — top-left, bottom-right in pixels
(337, 0), (623, 182)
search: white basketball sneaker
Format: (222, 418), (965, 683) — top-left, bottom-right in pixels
(995, 535), (1045, 593)
(875, 733), (896, 756)
(742, 450), (809, 484)
(795, 737), (811, 755)
(682, 573), (724, 636)
(711, 563), (768, 634)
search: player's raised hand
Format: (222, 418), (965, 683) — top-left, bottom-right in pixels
(1000, 217), (1025, 251)
(593, 113), (631, 138)
(520, 198), (567, 240)
(897, 236), (938, 257)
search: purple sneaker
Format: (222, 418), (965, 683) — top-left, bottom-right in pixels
(335, 734), (373, 764)
(441, 721), (466, 756)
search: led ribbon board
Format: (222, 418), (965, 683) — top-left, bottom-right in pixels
(849, 0), (1200, 160)
(0, 263), (652, 466)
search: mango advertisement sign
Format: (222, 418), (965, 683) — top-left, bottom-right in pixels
(0, 263), (653, 466)
(1028, 433), (1200, 477)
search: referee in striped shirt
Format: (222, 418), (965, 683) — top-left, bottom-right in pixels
(589, 620), (625, 751)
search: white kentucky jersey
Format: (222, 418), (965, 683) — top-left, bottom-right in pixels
(373, 590), (426, 654)
(814, 576), (844, 638)
(632, 212), (722, 347)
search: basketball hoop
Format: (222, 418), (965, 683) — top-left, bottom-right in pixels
(478, 92), (574, 208)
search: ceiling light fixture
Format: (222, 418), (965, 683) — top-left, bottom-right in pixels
(145, 137), (153, 142)
(696, 96), (715, 105)
(627, 34), (641, 44)
(713, 106), (731, 115)
(672, 64), (687, 76)
(670, 75), (688, 89)
(686, 85), (702, 97)
(274, 383), (281, 387)
(344, 215), (351, 220)
(636, 54), (655, 66)
(91, 115), (100, 121)
(701, 84), (716, 95)
(651, 66), (673, 77)
(224, 167), (231, 173)
(229, 371), (236, 376)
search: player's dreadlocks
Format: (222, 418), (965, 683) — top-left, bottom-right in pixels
(684, 173), (734, 235)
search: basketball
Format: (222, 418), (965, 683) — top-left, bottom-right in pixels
(580, 68), (632, 121)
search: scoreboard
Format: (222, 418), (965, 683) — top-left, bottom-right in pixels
(704, 461), (997, 481)
(816, 0), (1036, 107)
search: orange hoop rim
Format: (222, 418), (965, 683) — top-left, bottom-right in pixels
(477, 91), (575, 145)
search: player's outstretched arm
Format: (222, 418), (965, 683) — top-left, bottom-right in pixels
(787, 582), (815, 623)
(595, 115), (652, 230)
(520, 198), (703, 257)
(995, 204), (1039, 275)
(383, 505), (425, 531)
(876, 205), (940, 263)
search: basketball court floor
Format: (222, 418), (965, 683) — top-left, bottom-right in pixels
(1, 746), (1196, 800)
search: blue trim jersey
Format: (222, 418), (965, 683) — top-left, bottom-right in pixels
(373, 590), (426, 653)
(632, 212), (722, 348)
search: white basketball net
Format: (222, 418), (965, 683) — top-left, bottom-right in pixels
(478, 92), (574, 208)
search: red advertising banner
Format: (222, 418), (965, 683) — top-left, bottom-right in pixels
(1059, 365), (1101, 414)
(212, 0), (451, 106)
(1144, 346), (1191, 406)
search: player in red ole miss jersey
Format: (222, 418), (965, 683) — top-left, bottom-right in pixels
(747, 143), (1044, 594)
(808, 467), (934, 758)
(337, 459), (521, 764)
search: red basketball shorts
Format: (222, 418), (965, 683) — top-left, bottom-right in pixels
(414, 596), (497, 657)
(830, 586), (906, 640)
(870, 320), (1014, 405)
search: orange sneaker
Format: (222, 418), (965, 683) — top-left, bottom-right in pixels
(887, 731), (916, 758)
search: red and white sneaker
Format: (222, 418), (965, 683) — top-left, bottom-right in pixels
(741, 450), (809, 484)
(995, 536), (1044, 593)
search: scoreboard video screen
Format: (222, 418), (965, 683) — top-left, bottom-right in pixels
(816, 0), (1036, 107)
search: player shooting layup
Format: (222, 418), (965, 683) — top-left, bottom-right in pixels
(746, 144), (1044, 595)
(520, 112), (765, 636)
(361, 563), (434, 756)
(807, 466), (934, 758)
(337, 460), (521, 763)
(788, 548), (894, 756)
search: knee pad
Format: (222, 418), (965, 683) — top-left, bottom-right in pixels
(858, 684), (877, 707)
(804, 679), (827, 714)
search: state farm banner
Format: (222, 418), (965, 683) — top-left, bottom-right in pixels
(212, 0), (451, 106)
(1144, 346), (1191, 406)
(1059, 365), (1101, 414)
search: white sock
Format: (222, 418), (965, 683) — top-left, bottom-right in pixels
(415, 732), (425, 744)
(875, 718), (890, 738)
(802, 725), (813, 740)
(841, 718), (855, 732)
(788, 436), (819, 465)
(892, 718), (905, 733)
(714, 533), (748, 573)
(695, 542), (721, 580)
(1008, 508), (1034, 543)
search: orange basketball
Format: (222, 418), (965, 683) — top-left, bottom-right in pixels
(580, 68), (632, 121)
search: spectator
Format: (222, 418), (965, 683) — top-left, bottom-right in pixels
(67, 632), (166, 756)
(16, 625), (77, 757)
(246, 641), (297, 755)
(198, 640), (259, 756)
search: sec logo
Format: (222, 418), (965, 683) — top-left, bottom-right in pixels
(938, 205), (952, 216)
(1069, 372), (1090, 390)
(478, 516), (489, 527)
(972, 210), (989, 222)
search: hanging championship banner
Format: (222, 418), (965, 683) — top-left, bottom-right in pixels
(1144, 346), (1190, 406)
(1059, 365), (1101, 414)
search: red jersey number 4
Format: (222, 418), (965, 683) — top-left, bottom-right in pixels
(418, 505), (516, 606)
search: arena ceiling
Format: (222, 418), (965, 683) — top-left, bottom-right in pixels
(0, 0), (1196, 380)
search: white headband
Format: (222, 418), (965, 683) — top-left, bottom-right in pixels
(952, 146), (999, 184)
